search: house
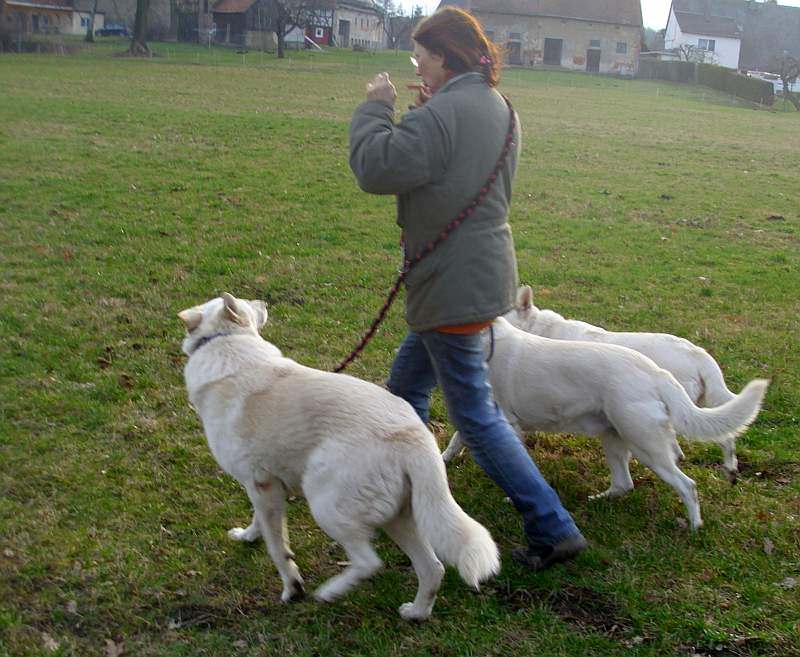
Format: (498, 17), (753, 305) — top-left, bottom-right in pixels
(334, 0), (384, 49)
(664, 1), (743, 67)
(301, 0), (336, 47)
(2, 0), (104, 36)
(665, 0), (800, 71)
(212, 0), (275, 48)
(439, 0), (642, 75)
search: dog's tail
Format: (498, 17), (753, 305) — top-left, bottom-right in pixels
(404, 446), (500, 589)
(696, 350), (737, 407)
(660, 372), (769, 442)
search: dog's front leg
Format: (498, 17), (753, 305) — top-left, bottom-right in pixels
(244, 477), (305, 602)
(228, 510), (262, 542)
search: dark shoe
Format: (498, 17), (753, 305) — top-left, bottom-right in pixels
(511, 533), (588, 572)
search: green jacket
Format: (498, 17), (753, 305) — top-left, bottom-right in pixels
(349, 72), (521, 333)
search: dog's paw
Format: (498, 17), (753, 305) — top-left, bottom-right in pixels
(228, 525), (260, 542)
(281, 577), (305, 603)
(588, 485), (632, 501)
(398, 602), (431, 621)
(313, 584), (339, 604)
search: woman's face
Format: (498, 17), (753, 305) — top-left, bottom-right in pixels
(412, 42), (448, 92)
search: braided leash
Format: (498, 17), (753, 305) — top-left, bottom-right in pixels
(334, 95), (516, 373)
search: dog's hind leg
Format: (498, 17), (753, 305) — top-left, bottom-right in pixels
(721, 437), (738, 483)
(228, 510), (261, 542)
(244, 477), (305, 602)
(383, 510), (445, 621)
(629, 441), (703, 531)
(589, 431), (634, 500)
(308, 494), (383, 603)
(442, 431), (466, 463)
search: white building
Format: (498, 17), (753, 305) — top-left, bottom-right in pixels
(664, 3), (742, 69)
(334, 0), (384, 50)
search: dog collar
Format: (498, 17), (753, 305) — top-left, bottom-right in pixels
(189, 332), (230, 355)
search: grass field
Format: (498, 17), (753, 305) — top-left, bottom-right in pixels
(1, 39), (799, 657)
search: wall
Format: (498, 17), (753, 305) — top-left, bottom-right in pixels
(477, 13), (641, 76)
(72, 10), (104, 35)
(335, 8), (383, 49)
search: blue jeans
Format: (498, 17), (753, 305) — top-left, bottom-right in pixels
(387, 329), (580, 546)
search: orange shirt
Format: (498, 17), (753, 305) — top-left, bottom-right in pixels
(435, 320), (493, 335)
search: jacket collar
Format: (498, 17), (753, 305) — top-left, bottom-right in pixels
(437, 72), (485, 95)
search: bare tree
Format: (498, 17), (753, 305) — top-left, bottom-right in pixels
(84, 0), (98, 42)
(771, 54), (800, 111)
(128, 0), (152, 55)
(676, 43), (716, 64)
(269, 0), (334, 59)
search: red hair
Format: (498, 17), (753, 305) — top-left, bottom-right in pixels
(412, 7), (502, 87)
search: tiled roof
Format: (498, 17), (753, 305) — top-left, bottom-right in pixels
(212, 0), (257, 14)
(674, 10), (741, 38)
(440, 0), (642, 27)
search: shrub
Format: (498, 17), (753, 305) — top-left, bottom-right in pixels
(696, 63), (774, 105)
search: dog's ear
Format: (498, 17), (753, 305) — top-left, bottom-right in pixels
(178, 308), (203, 332)
(221, 292), (248, 326)
(516, 285), (534, 313)
(248, 300), (268, 329)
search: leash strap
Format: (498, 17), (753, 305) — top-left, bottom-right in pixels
(334, 95), (516, 373)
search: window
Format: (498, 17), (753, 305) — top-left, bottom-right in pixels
(698, 38), (715, 51)
(80, 16), (88, 26)
(485, 29), (494, 41)
(315, 27), (324, 38)
(509, 32), (521, 40)
(590, 39), (601, 48)
(616, 41), (627, 54)
(203, 0), (208, 13)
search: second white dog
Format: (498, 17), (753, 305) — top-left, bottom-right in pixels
(442, 317), (768, 530)
(508, 285), (751, 477)
(179, 293), (499, 620)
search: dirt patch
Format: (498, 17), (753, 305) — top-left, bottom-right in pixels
(546, 584), (634, 638)
(491, 582), (634, 639)
(678, 636), (778, 657)
(736, 460), (799, 484)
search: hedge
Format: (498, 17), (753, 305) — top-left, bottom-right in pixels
(637, 60), (775, 105)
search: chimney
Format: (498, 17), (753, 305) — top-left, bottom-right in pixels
(704, 0), (711, 21)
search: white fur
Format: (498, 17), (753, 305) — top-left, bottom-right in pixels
(179, 293), (499, 620)
(506, 285), (768, 478)
(442, 317), (768, 530)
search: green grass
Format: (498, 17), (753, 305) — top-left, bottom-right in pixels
(1, 41), (799, 656)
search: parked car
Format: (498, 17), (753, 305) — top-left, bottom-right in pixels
(96, 24), (130, 37)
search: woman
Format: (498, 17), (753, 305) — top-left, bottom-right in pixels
(348, 7), (586, 571)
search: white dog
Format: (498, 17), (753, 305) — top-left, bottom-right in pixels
(507, 286), (755, 478)
(442, 317), (768, 530)
(179, 293), (499, 620)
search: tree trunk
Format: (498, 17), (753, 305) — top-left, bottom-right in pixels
(84, 0), (98, 42)
(129, 0), (151, 56)
(276, 17), (285, 58)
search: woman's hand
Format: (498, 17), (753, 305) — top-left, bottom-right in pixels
(407, 83), (433, 108)
(366, 72), (397, 105)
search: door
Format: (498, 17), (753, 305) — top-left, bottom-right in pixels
(543, 38), (562, 66)
(338, 19), (350, 48)
(586, 48), (601, 73)
(507, 41), (521, 65)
